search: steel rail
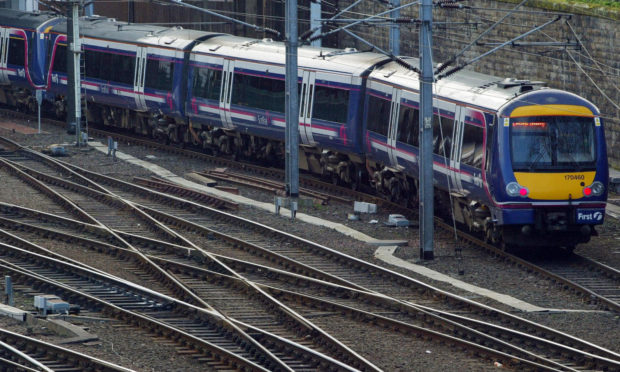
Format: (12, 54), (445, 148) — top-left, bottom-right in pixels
(436, 218), (620, 313)
(0, 241), (350, 371)
(0, 215), (379, 372)
(0, 155), (304, 371)
(2, 204), (618, 367)
(2, 177), (617, 366)
(0, 212), (582, 371)
(149, 254), (619, 371)
(0, 157), (99, 224)
(0, 155), (379, 370)
(0, 328), (136, 372)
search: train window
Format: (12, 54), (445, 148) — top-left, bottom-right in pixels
(396, 105), (419, 146)
(231, 73), (285, 113)
(51, 44), (67, 73)
(313, 86), (349, 123)
(145, 58), (174, 91)
(192, 67), (222, 101)
(84, 49), (134, 85)
(432, 114), (454, 158)
(366, 95), (390, 136)
(461, 124), (484, 168)
(116, 54), (135, 85)
(7, 37), (25, 66)
(84, 50), (99, 79)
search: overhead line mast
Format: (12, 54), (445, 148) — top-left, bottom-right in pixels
(419, 0), (434, 259)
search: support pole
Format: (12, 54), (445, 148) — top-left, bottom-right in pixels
(66, 0), (82, 146)
(284, 0), (299, 198)
(419, 0), (434, 260)
(390, 0), (400, 55)
(284, 0), (299, 218)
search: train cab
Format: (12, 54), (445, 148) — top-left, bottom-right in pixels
(491, 89), (608, 248)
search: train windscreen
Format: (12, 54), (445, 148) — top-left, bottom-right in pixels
(510, 116), (596, 172)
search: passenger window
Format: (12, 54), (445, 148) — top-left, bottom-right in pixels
(432, 114), (454, 158)
(84, 49), (100, 79)
(52, 44), (67, 73)
(366, 95), (390, 136)
(7, 37), (25, 66)
(231, 73), (285, 112)
(84, 49), (135, 85)
(396, 105), (419, 146)
(461, 124), (484, 168)
(192, 67), (221, 100)
(313, 86), (349, 123)
(145, 58), (174, 91)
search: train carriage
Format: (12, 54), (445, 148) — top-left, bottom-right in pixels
(366, 59), (608, 249)
(0, 9), (607, 251)
(0, 9), (62, 109)
(46, 16), (218, 138)
(187, 36), (388, 169)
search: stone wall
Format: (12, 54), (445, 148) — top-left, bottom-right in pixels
(333, 0), (619, 168)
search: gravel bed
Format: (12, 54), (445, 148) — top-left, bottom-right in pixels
(1, 121), (619, 369)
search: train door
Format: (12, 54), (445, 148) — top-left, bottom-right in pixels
(386, 88), (402, 167)
(133, 47), (147, 111)
(0, 28), (9, 84)
(449, 105), (465, 194)
(219, 59), (235, 129)
(298, 70), (316, 145)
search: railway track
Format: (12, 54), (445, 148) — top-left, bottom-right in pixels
(1, 171), (620, 372)
(0, 140), (381, 370)
(446, 218), (620, 313)
(0, 238), (366, 371)
(1, 205), (618, 371)
(0, 327), (134, 372)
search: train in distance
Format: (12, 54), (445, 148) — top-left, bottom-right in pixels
(0, 9), (608, 251)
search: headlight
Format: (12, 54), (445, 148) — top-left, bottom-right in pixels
(506, 182), (528, 198)
(590, 181), (605, 196)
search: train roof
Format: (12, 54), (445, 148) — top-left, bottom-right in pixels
(51, 16), (221, 50)
(193, 34), (391, 76)
(371, 58), (548, 111)
(0, 9), (60, 30)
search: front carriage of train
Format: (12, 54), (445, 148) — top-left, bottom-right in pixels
(489, 89), (608, 250)
(0, 10), (62, 111)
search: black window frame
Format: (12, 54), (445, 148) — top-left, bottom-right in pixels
(144, 57), (174, 91)
(231, 72), (285, 113)
(312, 85), (349, 123)
(396, 104), (419, 146)
(461, 123), (484, 168)
(7, 36), (25, 67)
(84, 48), (135, 85)
(191, 66), (222, 101)
(366, 94), (391, 137)
(51, 43), (67, 73)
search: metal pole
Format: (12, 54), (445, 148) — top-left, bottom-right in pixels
(5, 276), (13, 306)
(71, 1), (82, 146)
(310, 0), (321, 47)
(285, 0), (299, 199)
(390, 0), (400, 56)
(419, 0), (434, 260)
(36, 89), (42, 134)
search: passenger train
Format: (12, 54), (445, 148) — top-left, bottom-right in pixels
(0, 9), (608, 250)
